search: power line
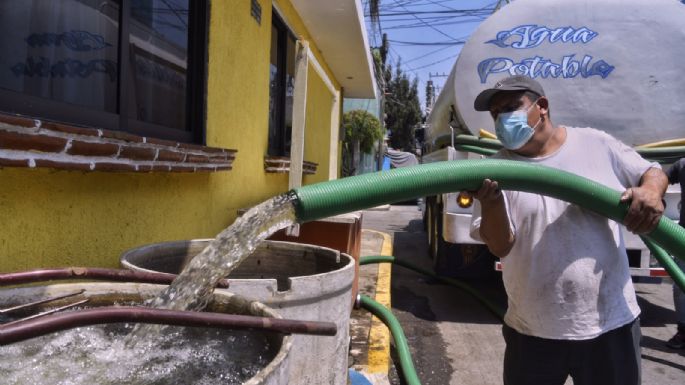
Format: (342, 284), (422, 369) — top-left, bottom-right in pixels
(402, 44), (454, 64)
(379, 0), (492, 11)
(367, 9), (494, 17)
(408, 53), (459, 71)
(392, 0), (459, 41)
(383, 17), (485, 30)
(387, 39), (466, 46)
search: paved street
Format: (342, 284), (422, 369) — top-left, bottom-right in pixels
(360, 204), (685, 385)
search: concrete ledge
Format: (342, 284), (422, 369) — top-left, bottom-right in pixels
(366, 204), (391, 211)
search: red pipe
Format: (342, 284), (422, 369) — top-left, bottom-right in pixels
(0, 267), (229, 288)
(0, 306), (336, 345)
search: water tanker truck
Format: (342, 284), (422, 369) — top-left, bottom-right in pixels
(422, 0), (685, 278)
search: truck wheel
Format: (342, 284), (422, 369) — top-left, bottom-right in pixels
(430, 201), (445, 269)
(425, 196), (436, 258)
(421, 197), (428, 231)
(436, 243), (498, 280)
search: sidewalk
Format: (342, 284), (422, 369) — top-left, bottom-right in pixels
(348, 229), (393, 385)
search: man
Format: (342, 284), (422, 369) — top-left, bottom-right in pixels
(666, 158), (685, 349)
(468, 75), (668, 385)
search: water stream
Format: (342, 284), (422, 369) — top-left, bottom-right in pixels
(0, 193), (299, 384)
(145, 192), (297, 312)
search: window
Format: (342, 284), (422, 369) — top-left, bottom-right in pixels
(0, 0), (207, 143)
(268, 11), (296, 156)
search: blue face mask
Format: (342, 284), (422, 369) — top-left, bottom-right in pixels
(495, 101), (541, 150)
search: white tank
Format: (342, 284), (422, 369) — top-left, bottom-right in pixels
(427, 0), (685, 147)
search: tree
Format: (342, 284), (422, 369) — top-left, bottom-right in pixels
(341, 110), (383, 176)
(385, 61), (422, 152)
(343, 110), (383, 153)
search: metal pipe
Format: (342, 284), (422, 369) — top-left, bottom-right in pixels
(450, 125), (455, 148)
(0, 290), (85, 315)
(0, 306), (337, 345)
(0, 267), (230, 288)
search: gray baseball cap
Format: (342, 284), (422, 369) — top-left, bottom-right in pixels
(474, 75), (545, 111)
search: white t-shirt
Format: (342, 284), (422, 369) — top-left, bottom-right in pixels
(470, 126), (658, 340)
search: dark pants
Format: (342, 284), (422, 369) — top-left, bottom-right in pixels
(502, 318), (641, 385)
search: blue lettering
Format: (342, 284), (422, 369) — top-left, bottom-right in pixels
(588, 60), (614, 78)
(134, 56), (186, 90)
(486, 25), (598, 49)
(477, 57), (513, 83)
(11, 56), (117, 81)
(477, 54), (614, 83)
(26, 30), (111, 51)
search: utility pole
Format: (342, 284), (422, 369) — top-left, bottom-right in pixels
(426, 72), (447, 115)
(425, 80), (435, 114)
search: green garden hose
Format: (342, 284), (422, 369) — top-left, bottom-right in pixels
(292, 160), (685, 271)
(359, 294), (422, 385)
(454, 144), (497, 157)
(453, 134), (503, 150)
(453, 134), (685, 163)
(360, 255), (505, 320)
(358, 256), (503, 385)
(641, 236), (685, 292)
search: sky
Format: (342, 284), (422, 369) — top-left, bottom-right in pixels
(363, 0), (503, 113)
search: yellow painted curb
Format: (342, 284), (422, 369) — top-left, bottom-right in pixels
(363, 229), (393, 374)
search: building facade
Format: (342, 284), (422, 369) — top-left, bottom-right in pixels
(0, 0), (376, 271)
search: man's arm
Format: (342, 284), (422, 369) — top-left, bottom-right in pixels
(472, 179), (514, 257)
(666, 158), (684, 184)
(619, 167), (668, 234)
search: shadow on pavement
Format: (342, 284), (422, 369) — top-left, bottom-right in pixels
(635, 295), (677, 328)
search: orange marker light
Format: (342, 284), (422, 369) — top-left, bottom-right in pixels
(457, 192), (473, 208)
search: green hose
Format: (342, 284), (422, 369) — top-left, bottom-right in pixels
(452, 134), (685, 163)
(359, 256), (504, 385)
(359, 294), (422, 385)
(641, 236), (685, 292)
(453, 135), (503, 150)
(454, 144), (497, 156)
(360, 255), (505, 320)
(293, 160), (685, 268)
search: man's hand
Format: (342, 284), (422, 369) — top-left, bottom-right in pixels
(469, 179), (514, 257)
(619, 186), (664, 234)
(470, 179), (503, 204)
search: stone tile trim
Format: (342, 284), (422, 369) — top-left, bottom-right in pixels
(264, 156), (318, 175)
(0, 113), (237, 172)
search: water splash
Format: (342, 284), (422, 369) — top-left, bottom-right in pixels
(0, 323), (272, 385)
(149, 193), (297, 311)
(125, 193), (297, 343)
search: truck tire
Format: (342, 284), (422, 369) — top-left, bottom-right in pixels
(435, 242), (498, 280)
(434, 223), (447, 272)
(425, 196), (437, 258)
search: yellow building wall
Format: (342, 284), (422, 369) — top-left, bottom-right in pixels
(0, 0), (341, 272)
(303, 65), (336, 185)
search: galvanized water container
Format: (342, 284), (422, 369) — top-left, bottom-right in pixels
(0, 282), (292, 385)
(121, 240), (355, 385)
